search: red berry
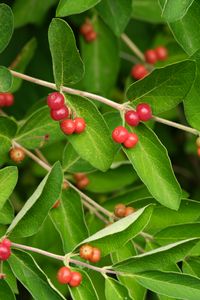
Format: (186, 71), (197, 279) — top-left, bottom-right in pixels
(114, 203), (126, 218)
(136, 103), (152, 121)
(80, 22), (93, 36)
(90, 248), (101, 263)
(9, 147), (25, 163)
(123, 133), (138, 149)
(1, 239), (11, 248)
(74, 173), (86, 181)
(0, 244), (11, 261)
(155, 46), (168, 61)
(112, 126), (129, 143)
(85, 31), (97, 42)
(69, 271), (82, 287)
(145, 49), (158, 64)
(4, 93), (14, 107)
(125, 110), (140, 126)
(47, 92), (65, 110)
(74, 118), (86, 134)
(131, 64), (148, 80)
(124, 207), (135, 216)
(0, 93), (6, 107)
(50, 106), (69, 121)
(76, 176), (90, 189)
(52, 200), (60, 209)
(197, 148), (200, 157)
(79, 244), (93, 260)
(60, 119), (75, 135)
(57, 266), (72, 284)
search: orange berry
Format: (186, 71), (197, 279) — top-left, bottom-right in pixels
(114, 203), (126, 218)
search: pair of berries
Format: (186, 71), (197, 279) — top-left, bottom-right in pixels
(145, 46), (168, 65)
(79, 244), (101, 263)
(0, 238), (11, 261)
(9, 147), (25, 163)
(47, 92), (86, 135)
(74, 173), (89, 190)
(0, 93), (14, 107)
(112, 103), (152, 148)
(57, 266), (82, 287)
(131, 46), (168, 80)
(80, 20), (97, 42)
(196, 137), (200, 157)
(114, 204), (135, 218)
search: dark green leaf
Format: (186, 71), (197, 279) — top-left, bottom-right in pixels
(10, 38), (37, 93)
(105, 277), (131, 300)
(124, 124), (182, 210)
(160, 0), (195, 22)
(132, 0), (163, 24)
(80, 17), (119, 96)
(48, 18), (84, 89)
(63, 94), (115, 171)
(50, 188), (89, 253)
(126, 60), (196, 115)
(0, 67), (13, 92)
(7, 162), (63, 237)
(0, 117), (17, 138)
(9, 250), (65, 300)
(0, 201), (14, 225)
(56, 0), (100, 16)
(76, 205), (153, 256)
(0, 166), (18, 210)
(0, 4), (13, 53)
(96, 0), (132, 36)
(0, 280), (15, 300)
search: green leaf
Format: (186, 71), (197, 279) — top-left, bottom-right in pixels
(134, 270), (200, 300)
(48, 18), (84, 89)
(132, 0), (164, 24)
(7, 162), (63, 237)
(86, 165), (137, 193)
(56, 0), (100, 16)
(0, 117), (17, 165)
(105, 277), (131, 300)
(126, 60), (196, 115)
(4, 261), (19, 294)
(155, 223), (200, 245)
(16, 106), (64, 149)
(0, 167), (18, 210)
(0, 280), (15, 300)
(123, 124), (182, 210)
(0, 201), (14, 225)
(96, 0), (132, 36)
(50, 188), (89, 253)
(9, 250), (64, 300)
(76, 205), (153, 256)
(160, 0), (195, 22)
(113, 238), (199, 274)
(62, 143), (95, 173)
(183, 257), (200, 278)
(69, 269), (99, 300)
(159, 0), (200, 55)
(0, 4), (13, 53)
(184, 50), (200, 130)
(0, 67), (13, 92)
(80, 17), (119, 96)
(10, 38), (37, 93)
(13, 0), (58, 28)
(63, 94), (115, 171)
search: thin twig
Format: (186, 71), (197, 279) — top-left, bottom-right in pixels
(34, 149), (50, 165)
(121, 33), (145, 62)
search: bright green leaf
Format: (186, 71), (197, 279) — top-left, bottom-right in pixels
(0, 67), (13, 92)
(160, 0), (195, 22)
(126, 60), (196, 115)
(105, 277), (131, 300)
(183, 257), (200, 278)
(7, 162), (63, 237)
(0, 201), (14, 225)
(48, 18), (84, 89)
(132, 0), (163, 24)
(0, 167), (18, 210)
(0, 4), (13, 53)
(56, 0), (100, 16)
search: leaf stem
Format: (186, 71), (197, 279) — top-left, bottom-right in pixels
(121, 33), (145, 62)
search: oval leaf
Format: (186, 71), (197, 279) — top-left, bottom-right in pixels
(0, 166), (18, 210)
(48, 18), (84, 89)
(0, 4), (13, 53)
(126, 60), (196, 115)
(0, 67), (13, 92)
(161, 0), (195, 22)
(105, 277), (131, 300)
(123, 124), (182, 210)
(0, 280), (15, 300)
(56, 0), (100, 16)
(132, 0), (163, 24)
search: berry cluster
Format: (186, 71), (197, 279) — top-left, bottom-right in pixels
(79, 244), (101, 263)
(0, 238), (11, 261)
(112, 103), (152, 149)
(9, 147), (25, 163)
(57, 266), (82, 287)
(74, 173), (89, 190)
(80, 20), (97, 42)
(196, 137), (200, 157)
(114, 204), (135, 218)
(131, 46), (168, 80)
(0, 93), (14, 107)
(47, 92), (86, 135)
